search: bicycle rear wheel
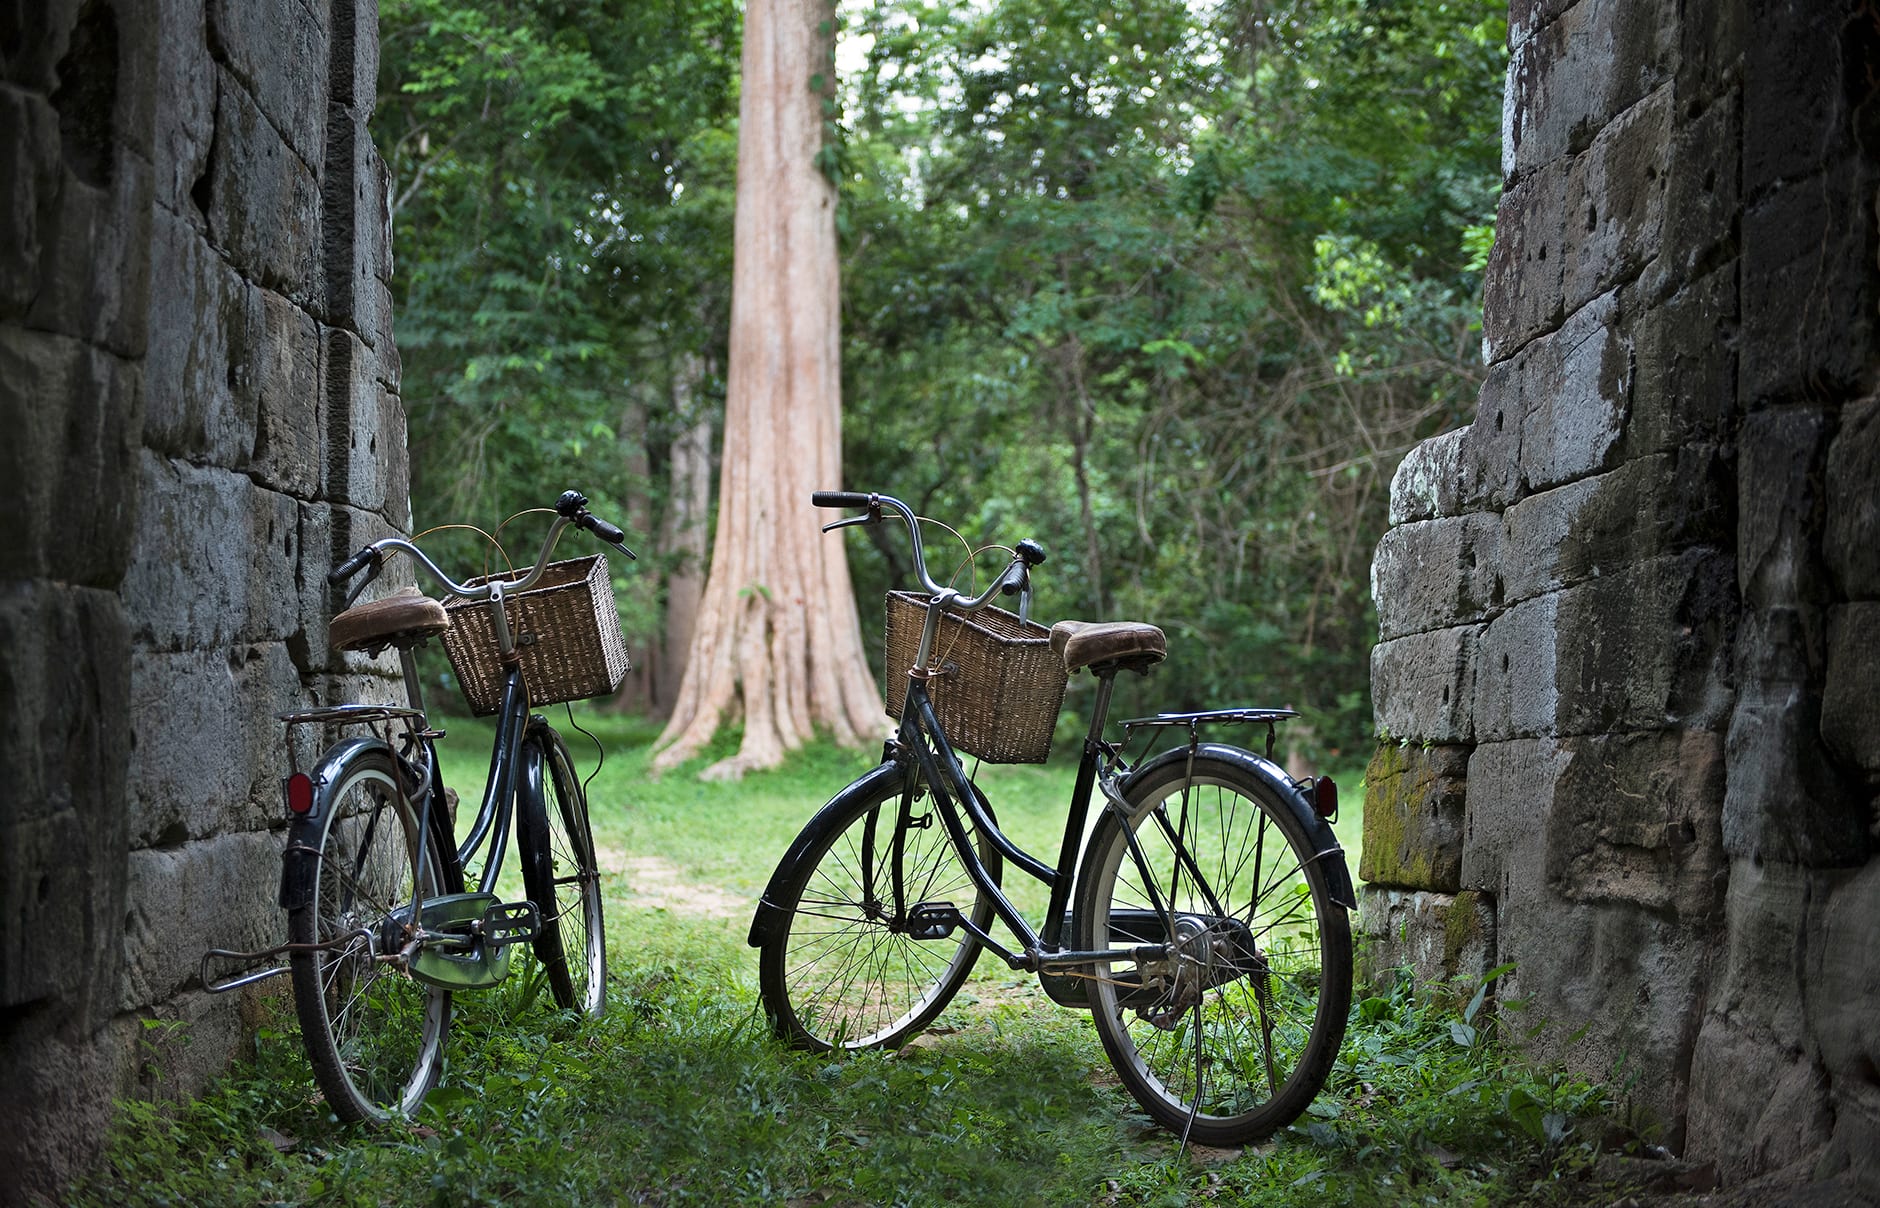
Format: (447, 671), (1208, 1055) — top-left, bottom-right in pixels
(519, 724), (606, 1016)
(288, 748), (452, 1122)
(1075, 753), (1351, 1145)
(757, 769), (999, 1051)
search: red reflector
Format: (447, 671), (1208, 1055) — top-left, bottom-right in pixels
(1312, 775), (1338, 819)
(285, 773), (314, 815)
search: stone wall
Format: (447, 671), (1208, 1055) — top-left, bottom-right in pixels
(1363, 0), (1879, 1188)
(0, 0), (404, 1199)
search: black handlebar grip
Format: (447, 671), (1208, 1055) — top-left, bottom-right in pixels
(999, 563), (1029, 596)
(1014, 538), (1047, 567)
(581, 513), (625, 544)
(327, 546), (375, 586)
(812, 491), (873, 508)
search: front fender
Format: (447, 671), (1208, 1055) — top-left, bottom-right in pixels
(1121, 742), (1357, 910)
(747, 761), (908, 948)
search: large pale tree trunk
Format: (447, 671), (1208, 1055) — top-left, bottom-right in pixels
(652, 0), (881, 779)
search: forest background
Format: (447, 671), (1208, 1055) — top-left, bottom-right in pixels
(376, 0), (1507, 762)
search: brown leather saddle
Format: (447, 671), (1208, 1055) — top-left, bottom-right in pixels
(1049, 619), (1167, 675)
(329, 587), (450, 654)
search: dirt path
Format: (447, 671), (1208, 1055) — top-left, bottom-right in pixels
(602, 849), (748, 919)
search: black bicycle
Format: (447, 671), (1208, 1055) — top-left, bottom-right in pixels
(203, 490), (633, 1122)
(750, 490), (1355, 1145)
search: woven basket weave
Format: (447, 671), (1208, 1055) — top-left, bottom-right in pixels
(441, 555), (629, 716)
(883, 590), (1066, 764)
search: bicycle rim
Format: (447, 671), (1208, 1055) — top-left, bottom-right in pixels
(760, 772), (997, 1051)
(288, 751), (451, 1122)
(521, 727), (606, 1016)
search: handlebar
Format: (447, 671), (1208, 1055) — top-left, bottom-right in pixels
(329, 488), (635, 608)
(812, 489), (1044, 618)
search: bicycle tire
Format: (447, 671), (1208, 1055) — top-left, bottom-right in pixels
(288, 748), (452, 1122)
(1075, 752), (1351, 1145)
(519, 723), (607, 1017)
(757, 768), (1000, 1051)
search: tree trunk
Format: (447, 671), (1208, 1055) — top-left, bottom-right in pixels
(652, 0), (881, 779)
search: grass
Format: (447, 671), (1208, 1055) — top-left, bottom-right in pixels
(67, 708), (1638, 1208)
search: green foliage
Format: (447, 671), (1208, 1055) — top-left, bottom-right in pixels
(831, 0), (1507, 753)
(377, 0), (740, 573)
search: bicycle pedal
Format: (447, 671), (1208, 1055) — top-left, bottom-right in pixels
(905, 902), (961, 940)
(481, 900), (541, 947)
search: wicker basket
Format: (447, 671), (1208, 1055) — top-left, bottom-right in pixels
(883, 590), (1066, 764)
(441, 555), (630, 716)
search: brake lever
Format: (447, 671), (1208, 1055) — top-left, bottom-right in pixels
(820, 505), (882, 534)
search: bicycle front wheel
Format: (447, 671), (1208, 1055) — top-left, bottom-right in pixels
(1075, 753), (1351, 1145)
(288, 748), (452, 1122)
(758, 768), (1000, 1051)
(520, 724), (606, 1016)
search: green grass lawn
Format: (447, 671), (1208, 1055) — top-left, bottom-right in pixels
(70, 707), (1628, 1208)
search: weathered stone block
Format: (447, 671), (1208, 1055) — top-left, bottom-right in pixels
(1552, 549), (1736, 737)
(1460, 358), (1525, 509)
(128, 642), (304, 847)
(1742, 0), (1860, 192)
(1810, 861), (1880, 1107)
(26, 144), (155, 357)
(1625, 261), (1737, 459)
(1356, 886), (1494, 989)
(1495, 892), (1708, 1136)
(1740, 167), (1875, 406)
(123, 453), (303, 651)
(1360, 743), (1468, 891)
(1824, 397), (1880, 598)
(143, 202), (263, 466)
(0, 583), (130, 1016)
(1640, 90), (1739, 303)
(251, 289), (322, 498)
(1562, 86), (1671, 315)
(1737, 405), (1832, 608)
(0, 85), (60, 319)
(1483, 157), (1568, 363)
(207, 0), (329, 172)
(1371, 514), (1503, 641)
(323, 327), (395, 512)
(1821, 602), (1880, 779)
(1685, 1011), (1833, 1185)
(121, 830), (283, 1012)
(1503, 448), (1731, 605)
(202, 68), (320, 299)
(1545, 729), (1727, 920)
(0, 327), (140, 587)
(1370, 624), (1482, 744)
(1724, 607), (1866, 867)
(1473, 593), (1559, 741)
(1502, 0), (1676, 181)
(1517, 291), (1630, 495)
(152, 0), (215, 214)
(1462, 737), (1569, 896)
(1388, 425), (1468, 526)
